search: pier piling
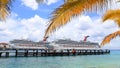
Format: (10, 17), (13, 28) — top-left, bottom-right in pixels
(5, 52), (9, 57)
(15, 50), (18, 57)
(0, 52), (2, 57)
(36, 50), (38, 56)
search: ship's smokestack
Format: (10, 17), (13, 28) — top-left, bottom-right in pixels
(83, 36), (89, 42)
(43, 36), (49, 44)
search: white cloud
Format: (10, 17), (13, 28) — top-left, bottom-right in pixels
(0, 14), (48, 42)
(20, 0), (120, 11)
(0, 13), (119, 49)
(46, 0), (59, 5)
(21, 0), (39, 10)
(48, 15), (119, 47)
(21, 0), (59, 10)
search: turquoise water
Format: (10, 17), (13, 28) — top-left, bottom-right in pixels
(0, 50), (120, 68)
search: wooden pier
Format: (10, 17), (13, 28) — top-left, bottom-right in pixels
(0, 48), (110, 57)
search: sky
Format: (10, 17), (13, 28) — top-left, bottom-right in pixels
(0, 0), (120, 49)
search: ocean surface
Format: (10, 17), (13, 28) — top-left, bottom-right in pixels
(0, 50), (120, 68)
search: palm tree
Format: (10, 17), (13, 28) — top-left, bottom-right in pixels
(0, 0), (12, 21)
(44, 0), (114, 39)
(101, 9), (120, 46)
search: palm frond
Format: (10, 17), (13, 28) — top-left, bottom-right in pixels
(44, 0), (112, 37)
(101, 30), (120, 46)
(102, 9), (120, 27)
(0, 0), (12, 21)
